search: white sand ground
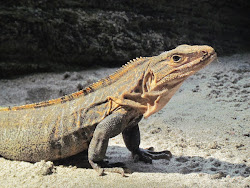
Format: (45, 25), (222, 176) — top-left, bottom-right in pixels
(0, 53), (249, 187)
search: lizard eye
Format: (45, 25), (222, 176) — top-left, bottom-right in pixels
(172, 55), (182, 62)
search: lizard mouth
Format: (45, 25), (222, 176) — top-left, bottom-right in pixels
(189, 51), (217, 71)
(175, 51), (216, 76)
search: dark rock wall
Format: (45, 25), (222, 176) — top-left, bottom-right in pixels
(0, 0), (249, 78)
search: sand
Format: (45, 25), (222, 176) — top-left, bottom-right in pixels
(0, 53), (249, 188)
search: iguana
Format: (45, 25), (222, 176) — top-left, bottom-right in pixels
(0, 45), (217, 175)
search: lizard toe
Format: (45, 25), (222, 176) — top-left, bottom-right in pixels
(132, 149), (153, 164)
(132, 148), (172, 163)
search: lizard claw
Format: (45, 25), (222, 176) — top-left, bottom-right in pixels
(132, 148), (172, 163)
(98, 168), (105, 176)
(89, 160), (129, 176)
(133, 151), (152, 163)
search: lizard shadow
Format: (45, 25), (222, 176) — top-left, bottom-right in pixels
(53, 145), (249, 178)
(54, 150), (91, 169)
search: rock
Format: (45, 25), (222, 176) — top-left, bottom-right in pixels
(211, 172), (227, 179)
(33, 160), (55, 176)
(208, 141), (220, 149)
(0, 0), (249, 78)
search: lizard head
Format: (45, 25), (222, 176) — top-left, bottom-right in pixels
(142, 44), (217, 118)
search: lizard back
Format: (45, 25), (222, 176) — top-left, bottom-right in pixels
(0, 57), (148, 161)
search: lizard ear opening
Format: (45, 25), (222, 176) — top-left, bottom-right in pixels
(143, 70), (156, 93)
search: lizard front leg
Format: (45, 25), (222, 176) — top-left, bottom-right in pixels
(122, 124), (172, 163)
(88, 110), (128, 176)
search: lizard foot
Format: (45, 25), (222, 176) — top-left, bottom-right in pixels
(89, 160), (131, 176)
(132, 147), (172, 163)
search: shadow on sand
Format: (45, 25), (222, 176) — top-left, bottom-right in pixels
(53, 145), (249, 178)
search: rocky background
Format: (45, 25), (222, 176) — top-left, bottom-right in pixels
(0, 0), (249, 78)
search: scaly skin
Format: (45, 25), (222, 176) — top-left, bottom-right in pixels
(0, 45), (216, 175)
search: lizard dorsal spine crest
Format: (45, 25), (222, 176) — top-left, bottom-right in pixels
(0, 57), (147, 111)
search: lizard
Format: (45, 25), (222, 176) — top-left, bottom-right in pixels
(0, 44), (217, 175)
